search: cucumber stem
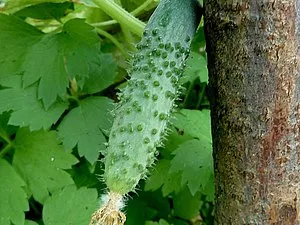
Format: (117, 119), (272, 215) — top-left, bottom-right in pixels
(92, 0), (145, 36)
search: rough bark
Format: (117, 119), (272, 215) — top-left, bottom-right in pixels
(205, 1), (300, 224)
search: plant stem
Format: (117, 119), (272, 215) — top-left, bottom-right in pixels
(0, 144), (13, 158)
(95, 28), (128, 57)
(92, 0), (145, 36)
(131, 0), (155, 15)
(0, 131), (10, 145)
(114, 0), (135, 51)
(91, 0), (154, 30)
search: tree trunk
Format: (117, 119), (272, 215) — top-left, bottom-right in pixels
(205, 1), (300, 224)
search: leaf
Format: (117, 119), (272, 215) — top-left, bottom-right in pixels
(0, 159), (28, 225)
(173, 188), (203, 220)
(202, 173), (215, 202)
(25, 220), (39, 225)
(169, 139), (213, 196)
(21, 18), (101, 108)
(0, 75), (68, 131)
(161, 171), (182, 197)
(0, 14), (42, 75)
(14, 2), (73, 20)
(83, 53), (118, 94)
(69, 160), (101, 188)
(0, 112), (17, 142)
(12, 128), (78, 203)
(146, 222), (159, 225)
(43, 185), (98, 225)
(58, 96), (113, 164)
(173, 109), (212, 142)
(145, 219), (172, 225)
(163, 127), (194, 158)
(145, 160), (182, 196)
(159, 219), (171, 225)
(180, 52), (208, 84)
(145, 160), (170, 192)
(1, 0), (68, 13)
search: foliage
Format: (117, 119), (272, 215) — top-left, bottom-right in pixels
(0, 1), (213, 225)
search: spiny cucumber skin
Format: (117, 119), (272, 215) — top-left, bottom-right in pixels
(104, 0), (200, 195)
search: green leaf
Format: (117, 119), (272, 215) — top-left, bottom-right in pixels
(202, 173), (215, 202)
(0, 75), (67, 131)
(14, 2), (73, 20)
(12, 128), (78, 203)
(146, 222), (159, 225)
(145, 160), (170, 192)
(173, 109), (212, 142)
(169, 139), (213, 196)
(21, 18), (101, 108)
(21, 34), (68, 109)
(0, 112), (17, 142)
(159, 219), (171, 225)
(43, 185), (98, 225)
(180, 52), (208, 84)
(145, 159), (182, 196)
(146, 219), (172, 225)
(69, 160), (101, 188)
(25, 220), (39, 225)
(0, 14), (42, 75)
(1, 0), (68, 13)
(163, 127), (194, 158)
(0, 159), (28, 225)
(83, 53), (118, 94)
(58, 97), (113, 164)
(173, 188), (203, 220)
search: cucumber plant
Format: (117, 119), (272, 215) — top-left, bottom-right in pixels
(90, 0), (201, 224)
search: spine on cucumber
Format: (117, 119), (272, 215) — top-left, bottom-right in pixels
(90, 0), (200, 224)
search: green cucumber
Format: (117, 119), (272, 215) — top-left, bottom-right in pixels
(91, 0), (200, 224)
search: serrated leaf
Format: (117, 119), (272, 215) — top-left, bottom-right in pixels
(0, 75), (67, 130)
(145, 160), (170, 192)
(43, 185), (98, 225)
(12, 128), (78, 203)
(163, 127), (194, 158)
(181, 52), (208, 84)
(169, 139), (213, 196)
(14, 2), (73, 20)
(202, 173), (215, 202)
(83, 53), (118, 94)
(21, 33), (68, 108)
(0, 14), (42, 75)
(173, 109), (211, 141)
(173, 188), (203, 220)
(145, 160), (182, 196)
(21, 18), (101, 108)
(161, 171), (182, 197)
(0, 159), (28, 225)
(58, 96), (113, 164)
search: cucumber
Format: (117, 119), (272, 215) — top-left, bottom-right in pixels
(90, 0), (200, 224)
